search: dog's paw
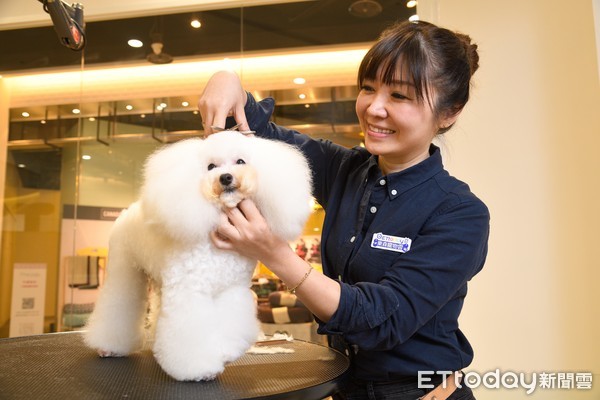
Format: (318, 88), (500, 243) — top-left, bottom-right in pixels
(97, 349), (127, 358)
(189, 373), (218, 382)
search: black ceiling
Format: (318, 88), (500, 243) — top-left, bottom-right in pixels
(0, 0), (413, 73)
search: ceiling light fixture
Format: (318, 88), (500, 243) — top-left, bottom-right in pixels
(298, 93), (306, 99)
(293, 77), (306, 85)
(72, 108), (81, 114)
(147, 17), (173, 64)
(406, 0), (417, 8)
(21, 112), (30, 117)
(348, 0), (383, 18)
(181, 101), (189, 107)
(190, 19), (201, 29)
(128, 39), (143, 48)
(126, 104), (133, 110)
(409, 14), (419, 22)
(82, 155), (91, 160)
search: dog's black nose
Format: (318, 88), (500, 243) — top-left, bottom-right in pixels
(220, 173), (234, 186)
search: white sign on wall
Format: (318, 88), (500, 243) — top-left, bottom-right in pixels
(9, 263), (47, 338)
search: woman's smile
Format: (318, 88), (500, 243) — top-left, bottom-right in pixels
(367, 124), (396, 138)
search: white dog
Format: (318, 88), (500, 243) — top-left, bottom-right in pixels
(84, 131), (312, 381)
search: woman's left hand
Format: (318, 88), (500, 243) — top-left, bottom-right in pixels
(210, 199), (290, 264)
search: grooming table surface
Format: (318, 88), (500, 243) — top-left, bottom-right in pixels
(0, 332), (349, 400)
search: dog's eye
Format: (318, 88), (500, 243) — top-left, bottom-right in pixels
(236, 159), (246, 165)
(207, 163), (217, 171)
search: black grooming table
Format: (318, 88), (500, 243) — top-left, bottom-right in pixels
(0, 332), (350, 400)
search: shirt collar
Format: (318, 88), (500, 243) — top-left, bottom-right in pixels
(368, 144), (444, 200)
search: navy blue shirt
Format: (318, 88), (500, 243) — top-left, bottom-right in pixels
(243, 94), (490, 381)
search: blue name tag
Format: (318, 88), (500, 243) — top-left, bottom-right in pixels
(370, 232), (412, 253)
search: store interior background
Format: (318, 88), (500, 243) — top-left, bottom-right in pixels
(1, 0), (599, 399)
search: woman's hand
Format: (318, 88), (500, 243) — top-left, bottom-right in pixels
(213, 199), (342, 322)
(210, 199), (290, 265)
(198, 71), (250, 135)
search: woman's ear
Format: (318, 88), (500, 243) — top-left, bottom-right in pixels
(439, 109), (462, 130)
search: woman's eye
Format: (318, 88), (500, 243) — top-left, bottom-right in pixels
(208, 163), (217, 171)
(236, 159), (246, 165)
(392, 92), (409, 100)
(360, 84), (375, 92)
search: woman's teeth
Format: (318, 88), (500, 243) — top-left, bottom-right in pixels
(370, 125), (394, 134)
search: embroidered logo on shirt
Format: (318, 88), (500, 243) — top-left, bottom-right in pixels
(371, 232), (412, 253)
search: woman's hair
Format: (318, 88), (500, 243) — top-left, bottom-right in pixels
(357, 20), (479, 134)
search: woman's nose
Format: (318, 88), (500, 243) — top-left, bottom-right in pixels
(366, 96), (387, 118)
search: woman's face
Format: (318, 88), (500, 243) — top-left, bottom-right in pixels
(356, 70), (455, 174)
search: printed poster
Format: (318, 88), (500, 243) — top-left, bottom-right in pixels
(9, 263), (47, 337)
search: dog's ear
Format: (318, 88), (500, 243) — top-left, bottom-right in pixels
(140, 138), (221, 242)
(250, 138), (312, 241)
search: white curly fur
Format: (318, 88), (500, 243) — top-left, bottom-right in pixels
(84, 131), (312, 381)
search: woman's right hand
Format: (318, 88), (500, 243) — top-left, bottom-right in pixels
(198, 70), (250, 135)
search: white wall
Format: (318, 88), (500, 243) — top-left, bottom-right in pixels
(421, 1), (600, 399)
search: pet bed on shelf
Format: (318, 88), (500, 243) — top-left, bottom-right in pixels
(257, 291), (313, 324)
(62, 302), (94, 328)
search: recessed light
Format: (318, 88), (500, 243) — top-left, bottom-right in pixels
(128, 39), (143, 48)
(72, 108), (81, 114)
(41, 120), (47, 124)
(298, 93), (306, 100)
(21, 112), (30, 117)
(190, 19), (202, 29)
(126, 104), (133, 111)
(406, 0), (417, 8)
(159, 102), (167, 109)
(409, 14), (419, 22)
(82, 155), (91, 160)
(88, 117), (95, 122)
(181, 101), (189, 107)
(293, 77), (306, 85)
(17, 164), (26, 168)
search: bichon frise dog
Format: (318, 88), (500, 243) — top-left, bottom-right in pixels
(84, 131), (312, 381)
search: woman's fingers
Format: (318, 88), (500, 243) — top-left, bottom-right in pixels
(198, 71), (250, 135)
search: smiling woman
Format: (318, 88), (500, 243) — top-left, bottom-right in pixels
(355, 21), (478, 173)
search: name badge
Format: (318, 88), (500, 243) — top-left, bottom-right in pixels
(371, 232), (412, 253)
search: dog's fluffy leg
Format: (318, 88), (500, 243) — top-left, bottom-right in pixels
(84, 243), (148, 357)
(214, 286), (260, 363)
(153, 287), (225, 381)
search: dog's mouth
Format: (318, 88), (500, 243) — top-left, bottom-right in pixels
(222, 185), (238, 194)
(201, 168), (257, 209)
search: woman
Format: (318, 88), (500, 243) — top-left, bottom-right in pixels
(199, 20), (489, 400)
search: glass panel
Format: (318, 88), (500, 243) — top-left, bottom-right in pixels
(58, 139), (160, 332)
(1, 1), (415, 337)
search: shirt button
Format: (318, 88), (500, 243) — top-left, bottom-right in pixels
(391, 189), (398, 196)
(379, 179), (386, 186)
(370, 206), (377, 214)
(350, 236), (356, 243)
